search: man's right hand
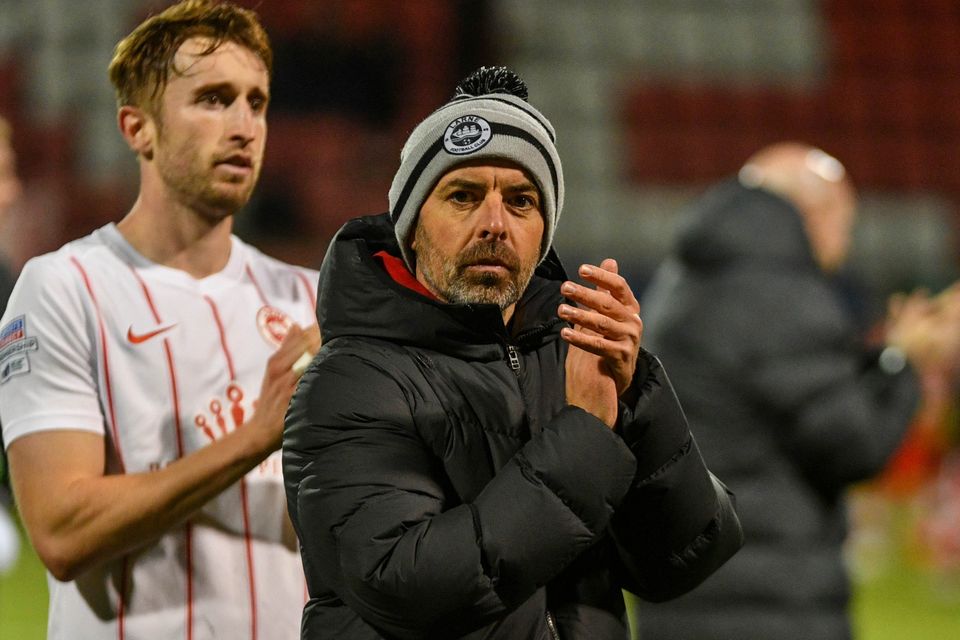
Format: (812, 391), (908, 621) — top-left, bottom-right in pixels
(246, 323), (321, 452)
(8, 322), (321, 582)
(886, 284), (960, 376)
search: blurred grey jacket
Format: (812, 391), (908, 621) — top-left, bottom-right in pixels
(634, 180), (919, 640)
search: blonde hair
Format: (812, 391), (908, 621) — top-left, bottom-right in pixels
(108, 0), (271, 113)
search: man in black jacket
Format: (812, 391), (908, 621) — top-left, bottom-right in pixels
(633, 142), (960, 640)
(283, 67), (743, 640)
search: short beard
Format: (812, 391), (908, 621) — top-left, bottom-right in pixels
(154, 113), (257, 220)
(415, 226), (537, 310)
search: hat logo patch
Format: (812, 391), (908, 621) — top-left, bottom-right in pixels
(443, 115), (492, 155)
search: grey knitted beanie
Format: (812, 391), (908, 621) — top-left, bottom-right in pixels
(388, 66), (564, 270)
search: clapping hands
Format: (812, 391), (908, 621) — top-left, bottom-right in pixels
(559, 259), (643, 428)
(885, 281), (960, 376)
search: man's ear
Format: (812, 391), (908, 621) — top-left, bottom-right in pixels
(409, 220), (419, 252)
(118, 105), (154, 159)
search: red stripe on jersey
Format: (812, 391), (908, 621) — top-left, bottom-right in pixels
(185, 523), (194, 640)
(203, 297), (237, 380)
(69, 256), (126, 638)
(204, 295), (257, 637)
(127, 266), (186, 456)
(162, 344), (186, 456)
(245, 264), (269, 307)
(70, 257), (125, 470)
(128, 265), (162, 322)
(239, 478), (258, 640)
(127, 265), (193, 638)
(294, 270), (317, 312)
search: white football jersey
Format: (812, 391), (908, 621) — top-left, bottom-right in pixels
(0, 223), (319, 640)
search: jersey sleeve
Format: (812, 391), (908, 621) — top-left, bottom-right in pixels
(0, 255), (104, 447)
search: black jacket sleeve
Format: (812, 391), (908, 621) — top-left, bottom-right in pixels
(740, 277), (921, 496)
(283, 349), (637, 639)
(612, 350), (744, 601)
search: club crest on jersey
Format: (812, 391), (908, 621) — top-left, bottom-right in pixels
(256, 305), (293, 347)
(0, 315), (39, 383)
(443, 115), (492, 155)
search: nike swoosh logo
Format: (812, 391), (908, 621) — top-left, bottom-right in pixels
(127, 323), (178, 344)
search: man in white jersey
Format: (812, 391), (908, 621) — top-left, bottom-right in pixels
(0, 1), (321, 638)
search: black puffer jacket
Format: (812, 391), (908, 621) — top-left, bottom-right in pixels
(283, 213), (743, 640)
(634, 181), (920, 640)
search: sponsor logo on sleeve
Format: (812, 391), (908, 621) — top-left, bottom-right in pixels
(0, 316), (38, 383)
(1, 354), (30, 384)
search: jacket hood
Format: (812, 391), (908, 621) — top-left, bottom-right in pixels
(674, 179), (818, 271)
(316, 213), (567, 360)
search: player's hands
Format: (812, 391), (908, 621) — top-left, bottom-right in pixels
(248, 323), (321, 452)
(928, 283), (960, 375)
(559, 259), (643, 428)
(886, 284), (960, 374)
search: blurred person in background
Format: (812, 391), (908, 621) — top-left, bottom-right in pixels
(0, 115), (19, 315)
(0, 1), (320, 638)
(632, 141), (960, 640)
(283, 66), (743, 640)
(0, 113), (22, 575)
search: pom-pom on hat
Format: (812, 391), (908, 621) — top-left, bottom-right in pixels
(388, 66), (564, 270)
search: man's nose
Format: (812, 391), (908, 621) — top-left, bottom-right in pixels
(228, 102), (257, 144)
(477, 192), (507, 241)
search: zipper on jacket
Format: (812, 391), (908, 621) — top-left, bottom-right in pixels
(545, 610), (560, 640)
(514, 318), (562, 346)
(506, 344), (521, 376)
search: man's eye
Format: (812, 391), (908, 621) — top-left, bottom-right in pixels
(450, 191), (473, 203)
(511, 194), (537, 208)
(249, 96), (266, 112)
(200, 93), (223, 106)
